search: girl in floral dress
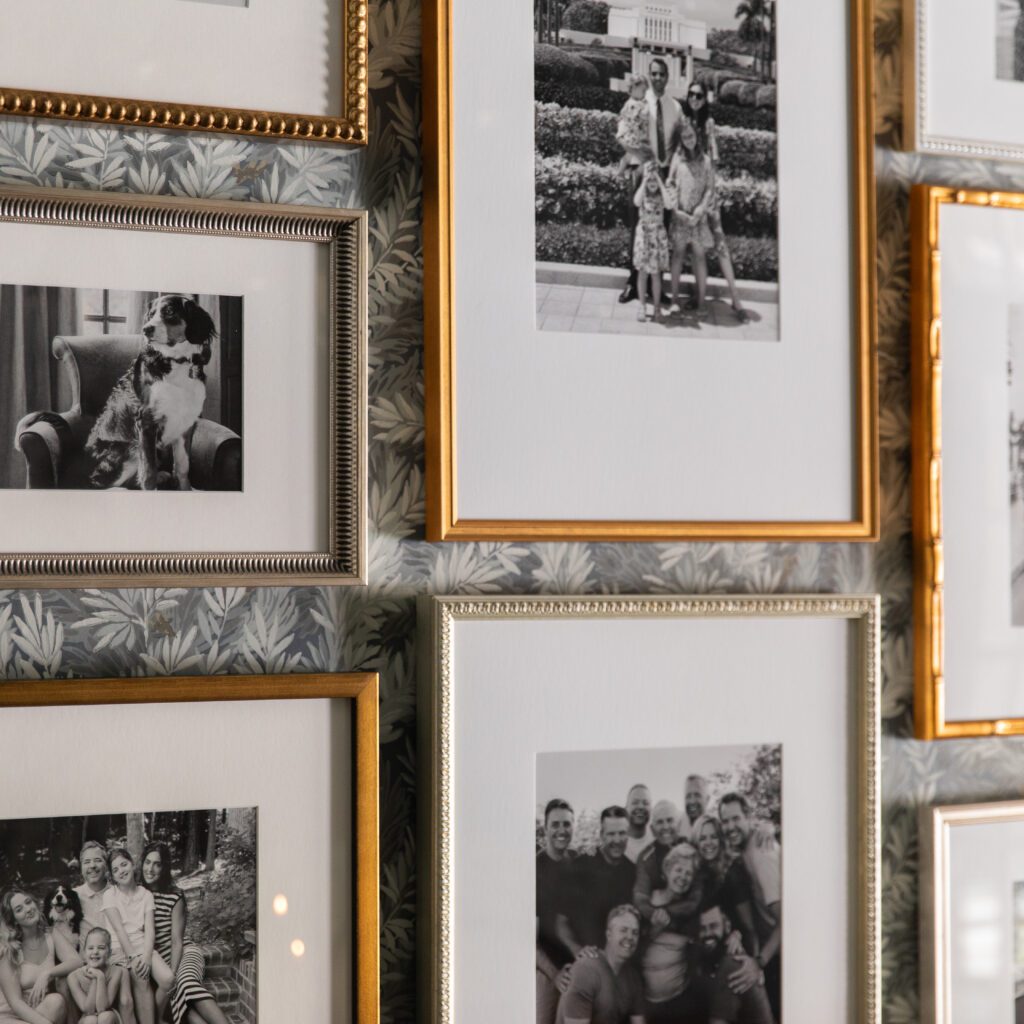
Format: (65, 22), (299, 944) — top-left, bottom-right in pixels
(666, 118), (714, 316)
(632, 162), (673, 322)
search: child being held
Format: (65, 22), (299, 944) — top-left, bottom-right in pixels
(616, 74), (650, 172)
(69, 927), (134, 1024)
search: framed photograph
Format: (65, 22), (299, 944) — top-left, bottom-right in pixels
(0, 671), (379, 1024)
(418, 594), (880, 1024)
(904, 0), (1024, 161)
(0, 185), (367, 588)
(423, 0), (878, 541)
(0, 0), (367, 145)
(910, 185), (1024, 738)
(919, 800), (1024, 1023)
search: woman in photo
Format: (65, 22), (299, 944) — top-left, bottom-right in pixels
(632, 162), (673, 323)
(666, 119), (715, 318)
(101, 851), (172, 1024)
(139, 843), (228, 1024)
(683, 83), (750, 323)
(0, 889), (79, 1024)
(693, 814), (758, 956)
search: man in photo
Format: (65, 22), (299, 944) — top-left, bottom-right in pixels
(556, 905), (645, 1024)
(538, 798), (578, 1024)
(624, 785), (652, 862)
(632, 800), (680, 921)
(75, 841), (113, 938)
(682, 775), (708, 840)
(719, 793), (781, 1019)
(619, 58), (682, 304)
(697, 903), (774, 1024)
(568, 806), (637, 950)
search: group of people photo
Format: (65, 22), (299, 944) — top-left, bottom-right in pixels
(536, 760), (781, 1024)
(0, 809), (254, 1024)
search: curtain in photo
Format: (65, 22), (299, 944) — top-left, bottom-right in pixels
(0, 285), (78, 489)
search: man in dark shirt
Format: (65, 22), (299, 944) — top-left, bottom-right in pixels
(538, 798), (578, 1024)
(633, 799), (680, 921)
(569, 806), (637, 949)
(698, 903), (774, 1024)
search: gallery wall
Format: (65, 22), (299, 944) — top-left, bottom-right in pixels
(0, 0), (1023, 1020)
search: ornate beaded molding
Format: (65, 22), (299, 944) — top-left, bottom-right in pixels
(424, 594), (881, 1024)
(0, 186), (367, 587)
(0, 0), (368, 145)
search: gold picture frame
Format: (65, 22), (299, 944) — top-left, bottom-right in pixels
(0, 184), (367, 588)
(0, 671), (380, 1024)
(418, 594), (881, 1024)
(911, 184), (1024, 738)
(919, 800), (1024, 1023)
(422, 0), (879, 542)
(0, 0), (368, 145)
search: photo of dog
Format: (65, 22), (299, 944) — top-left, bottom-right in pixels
(87, 295), (217, 491)
(43, 883), (83, 951)
(4, 284), (243, 492)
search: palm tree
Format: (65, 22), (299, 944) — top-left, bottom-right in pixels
(735, 0), (768, 80)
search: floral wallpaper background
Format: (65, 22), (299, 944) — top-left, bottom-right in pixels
(1, 0), (1024, 1020)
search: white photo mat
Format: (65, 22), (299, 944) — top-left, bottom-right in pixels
(448, 0), (865, 523)
(0, 0), (342, 117)
(0, 698), (353, 1024)
(907, 0), (1024, 160)
(419, 595), (880, 1024)
(937, 202), (1024, 722)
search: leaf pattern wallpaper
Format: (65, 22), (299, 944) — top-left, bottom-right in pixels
(0, 0), (1023, 1019)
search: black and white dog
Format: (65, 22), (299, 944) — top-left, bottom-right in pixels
(87, 295), (216, 490)
(43, 884), (84, 952)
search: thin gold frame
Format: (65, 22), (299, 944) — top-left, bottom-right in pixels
(422, 0), (879, 542)
(0, 671), (380, 1024)
(417, 594), (881, 1024)
(918, 800), (1024, 1023)
(910, 185), (1024, 738)
(0, 1), (368, 146)
(0, 184), (367, 588)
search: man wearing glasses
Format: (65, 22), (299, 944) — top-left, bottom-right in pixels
(620, 57), (681, 304)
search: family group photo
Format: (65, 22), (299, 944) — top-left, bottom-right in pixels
(0, 807), (257, 1024)
(536, 742), (782, 1024)
(534, 0), (779, 341)
(0, 285), (243, 493)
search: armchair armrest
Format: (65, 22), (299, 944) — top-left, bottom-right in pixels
(14, 412), (80, 489)
(189, 419), (241, 491)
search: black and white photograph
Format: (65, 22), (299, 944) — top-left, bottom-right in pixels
(536, 742), (781, 1024)
(998, 0), (1024, 83)
(0, 807), (257, 1024)
(535, 0), (779, 340)
(1010, 303), (1024, 624)
(2, 285), (243, 492)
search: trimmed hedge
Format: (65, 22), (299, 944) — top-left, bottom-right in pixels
(562, 0), (609, 33)
(535, 43), (600, 85)
(533, 80), (777, 130)
(535, 222), (778, 281)
(535, 155), (777, 238)
(534, 103), (777, 179)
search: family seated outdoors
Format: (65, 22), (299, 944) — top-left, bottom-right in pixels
(0, 842), (228, 1024)
(618, 58), (750, 325)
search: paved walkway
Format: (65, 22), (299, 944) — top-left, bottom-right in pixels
(537, 281), (779, 340)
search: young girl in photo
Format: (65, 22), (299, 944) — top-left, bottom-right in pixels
(632, 162), (673, 322)
(101, 850), (172, 1024)
(666, 118), (715, 316)
(68, 927), (133, 1024)
(615, 74), (650, 173)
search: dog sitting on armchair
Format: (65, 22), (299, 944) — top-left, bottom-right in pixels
(86, 294), (216, 490)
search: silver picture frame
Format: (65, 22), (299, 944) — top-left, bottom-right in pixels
(0, 185), (367, 587)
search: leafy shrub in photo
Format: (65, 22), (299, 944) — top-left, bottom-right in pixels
(755, 85), (777, 107)
(187, 826), (256, 960)
(571, 48), (630, 86)
(534, 103), (777, 179)
(534, 79), (626, 113)
(535, 43), (600, 85)
(535, 222), (778, 281)
(561, 0), (609, 34)
(709, 103), (776, 132)
(719, 79), (762, 107)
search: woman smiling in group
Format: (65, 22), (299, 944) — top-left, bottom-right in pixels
(139, 843), (228, 1024)
(0, 890), (79, 1024)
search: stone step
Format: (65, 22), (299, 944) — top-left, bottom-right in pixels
(204, 976), (240, 1007)
(204, 961), (234, 980)
(197, 943), (235, 967)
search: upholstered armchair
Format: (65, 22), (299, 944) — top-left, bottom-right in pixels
(14, 335), (241, 490)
